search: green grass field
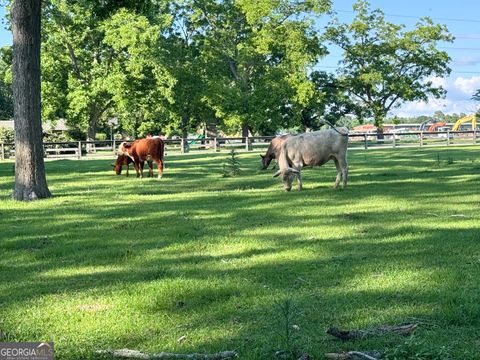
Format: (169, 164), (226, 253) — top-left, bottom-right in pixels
(1, 146), (480, 359)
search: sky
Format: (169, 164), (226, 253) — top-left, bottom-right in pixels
(0, 1), (479, 118)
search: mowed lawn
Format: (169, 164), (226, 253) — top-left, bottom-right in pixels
(1, 146), (480, 359)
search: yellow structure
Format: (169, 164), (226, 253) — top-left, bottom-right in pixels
(452, 114), (477, 131)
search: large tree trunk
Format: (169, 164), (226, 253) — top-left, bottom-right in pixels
(241, 122), (249, 140)
(12, 0), (51, 201)
(181, 115), (189, 152)
(86, 115), (97, 153)
(374, 114), (385, 142)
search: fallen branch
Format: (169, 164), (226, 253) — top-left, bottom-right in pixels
(96, 349), (238, 359)
(327, 323), (417, 341)
(324, 351), (381, 360)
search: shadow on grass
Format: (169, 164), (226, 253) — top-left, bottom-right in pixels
(1, 146), (480, 359)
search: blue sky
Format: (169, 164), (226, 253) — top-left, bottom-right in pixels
(0, 1), (479, 118)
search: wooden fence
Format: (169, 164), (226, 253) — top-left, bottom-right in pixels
(0, 130), (478, 160)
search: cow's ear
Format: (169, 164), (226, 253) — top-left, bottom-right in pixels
(259, 154), (264, 159)
(123, 142), (132, 149)
(273, 170), (281, 178)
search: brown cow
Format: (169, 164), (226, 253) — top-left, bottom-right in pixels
(260, 135), (291, 170)
(113, 154), (153, 177)
(115, 138), (164, 179)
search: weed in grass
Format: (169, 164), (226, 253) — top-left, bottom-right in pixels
(273, 299), (302, 359)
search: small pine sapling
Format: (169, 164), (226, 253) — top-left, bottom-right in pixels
(222, 149), (241, 177)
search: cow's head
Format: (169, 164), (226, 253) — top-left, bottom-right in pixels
(259, 154), (273, 170)
(273, 168), (299, 191)
(113, 154), (131, 175)
(113, 157), (123, 175)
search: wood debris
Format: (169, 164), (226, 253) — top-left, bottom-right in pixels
(327, 323), (417, 341)
(96, 349), (238, 359)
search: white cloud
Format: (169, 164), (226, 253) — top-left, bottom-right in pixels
(390, 75), (480, 117)
(453, 76), (480, 96)
(428, 76), (448, 89)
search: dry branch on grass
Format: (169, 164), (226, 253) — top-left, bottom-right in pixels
(96, 349), (238, 359)
(324, 351), (382, 360)
(326, 323), (417, 341)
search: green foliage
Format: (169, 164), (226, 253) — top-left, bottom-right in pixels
(182, 0), (331, 135)
(0, 46), (13, 120)
(0, 126), (14, 143)
(325, 0), (453, 129)
(42, 131), (74, 143)
(222, 149), (241, 177)
(40, 0), (175, 140)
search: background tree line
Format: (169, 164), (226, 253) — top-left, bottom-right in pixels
(1, 0), (466, 142)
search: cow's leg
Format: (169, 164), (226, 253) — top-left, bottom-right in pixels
(125, 164), (129, 177)
(293, 164), (302, 191)
(140, 161), (145, 178)
(157, 159), (164, 179)
(147, 161), (153, 178)
(134, 161), (141, 178)
(339, 156), (348, 188)
(296, 171), (303, 191)
(333, 158), (342, 188)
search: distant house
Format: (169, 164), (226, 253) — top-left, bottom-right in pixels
(0, 119), (69, 134)
(352, 124), (377, 133)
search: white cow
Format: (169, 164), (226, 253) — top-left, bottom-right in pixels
(273, 128), (349, 191)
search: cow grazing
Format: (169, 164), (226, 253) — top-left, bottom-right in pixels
(113, 154), (134, 176)
(260, 135), (291, 170)
(113, 154), (154, 177)
(116, 137), (164, 179)
(273, 128), (348, 191)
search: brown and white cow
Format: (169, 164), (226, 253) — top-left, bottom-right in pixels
(273, 128), (348, 191)
(260, 134), (291, 170)
(113, 154), (154, 177)
(115, 137), (164, 179)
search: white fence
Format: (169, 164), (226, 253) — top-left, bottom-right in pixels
(0, 130), (478, 160)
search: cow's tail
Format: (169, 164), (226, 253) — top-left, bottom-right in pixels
(158, 138), (165, 159)
(277, 141), (290, 170)
(320, 119), (349, 136)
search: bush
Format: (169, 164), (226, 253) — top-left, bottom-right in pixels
(0, 126), (14, 143)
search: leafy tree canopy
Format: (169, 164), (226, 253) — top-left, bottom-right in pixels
(325, 0), (453, 130)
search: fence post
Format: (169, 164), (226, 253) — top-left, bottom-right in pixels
(213, 137), (217, 152)
(112, 139), (116, 153)
(420, 132), (423, 147)
(447, 130), (450, 146)
(245, 137), (249, 151)
(473, 130), (477, 144)
(181, 138), (185, 154)
(0, 143), (4, 160)
(392, 134), (396, 148)
(364, 134), (368, 149)
(78, 141), (82, 159)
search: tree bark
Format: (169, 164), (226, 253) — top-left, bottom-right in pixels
(374, 114), (385, 141)
(241, 122), (249, 139)
(12, 0), (51, 201)
(181, 115), (189, 152)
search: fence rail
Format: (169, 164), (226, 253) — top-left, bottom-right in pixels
(0, 130), (478, 160)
